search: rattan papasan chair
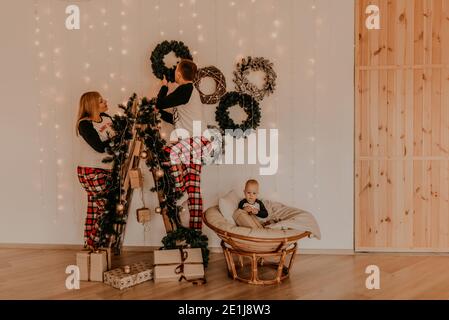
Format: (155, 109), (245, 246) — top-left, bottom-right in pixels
(203, 200), (321, 285)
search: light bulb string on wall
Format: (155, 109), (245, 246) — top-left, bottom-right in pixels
(33, 0), (45, 211)
(312, 0), (318, 202)
(47, 3), (60, 215)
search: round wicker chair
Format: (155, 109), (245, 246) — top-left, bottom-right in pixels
(203, 206), (311, 285)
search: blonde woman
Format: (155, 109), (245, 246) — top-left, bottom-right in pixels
(76, 91), (115, 249)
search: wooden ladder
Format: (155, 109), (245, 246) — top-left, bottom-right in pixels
(112, 100), (174, 254)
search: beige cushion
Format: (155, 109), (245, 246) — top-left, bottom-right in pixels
(218, 190), (240, 226)
(233, 209), (264, 229)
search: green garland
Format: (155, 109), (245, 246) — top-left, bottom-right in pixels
(215, 91), (261, 137)
(150, 40), (193, 83)
(97, 94), (138, 252)
(136, 97), (209, 265)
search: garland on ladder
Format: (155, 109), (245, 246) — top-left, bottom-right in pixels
(98, 94), (138, 249)
(136, 97), (210, 266)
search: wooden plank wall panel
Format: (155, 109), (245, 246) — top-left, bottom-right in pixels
(356, 0), (449, 251)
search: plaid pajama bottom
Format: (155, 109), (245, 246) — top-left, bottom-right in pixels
(165, 137), (212, 231)
(77, 166), (111, 248)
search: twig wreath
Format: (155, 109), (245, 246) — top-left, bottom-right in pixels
(150, 40), (193, 83)
(233, 56), (277, 101)
(194, 66), (227, 105)
(215, 91), (261, 137)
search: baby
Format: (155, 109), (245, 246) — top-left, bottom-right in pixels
(238, 180), (268, 219)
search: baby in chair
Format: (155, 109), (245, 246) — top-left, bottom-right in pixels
(238, 180), (269, 219)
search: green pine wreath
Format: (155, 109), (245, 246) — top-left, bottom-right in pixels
(150, 40), (193, 83)
(215, 91), (261, 136)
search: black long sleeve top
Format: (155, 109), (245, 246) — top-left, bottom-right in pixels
(238, 199), (269, 219)
(78, 113), (113, 153)
(156, 83), (194, 125)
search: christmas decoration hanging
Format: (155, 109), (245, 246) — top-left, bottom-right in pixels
(233, 56), (277, 102)
(215, 91), (261, 137)
(150, 40), (193, 83)
(194, 66), (227, 104)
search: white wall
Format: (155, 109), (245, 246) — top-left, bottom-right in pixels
(0, 0), (354, 250)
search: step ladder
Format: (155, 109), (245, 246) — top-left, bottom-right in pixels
(111, 98), (174, 254)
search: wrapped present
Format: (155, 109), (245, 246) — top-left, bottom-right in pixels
(104, 262), (153, 290)
(153, 248), (205, 284)
(136, 207), (151, 224)
(129, 168), (143, 189)
(75, 248), (111, 282)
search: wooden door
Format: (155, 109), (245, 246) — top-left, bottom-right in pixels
(355, 0), (449, 251)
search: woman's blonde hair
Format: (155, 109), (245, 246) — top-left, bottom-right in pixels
(76, 91), (101, 135)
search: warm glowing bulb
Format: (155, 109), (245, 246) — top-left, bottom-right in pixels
(110, 73), (115, 79)
(121, 25), (127, 31)
(121, 49), (128, 55)
(35, 41), (40, 46)
(54, 48), (61, 54)
(55, 124), (60, 129)
(85, 76), (91, 83)
(192, 12), (198, 18)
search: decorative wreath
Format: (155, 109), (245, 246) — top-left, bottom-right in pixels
(215, 91), (261, 136)
(194, 66), (227, 105)
(150, 40), (193, 83)
(233, 56), (277, 101)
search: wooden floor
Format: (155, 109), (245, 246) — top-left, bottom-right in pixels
(1, 248), (449, 300)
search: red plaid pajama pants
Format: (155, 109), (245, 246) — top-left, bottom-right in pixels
(77, 166), (111, 248)
(165, 137), (212, 231)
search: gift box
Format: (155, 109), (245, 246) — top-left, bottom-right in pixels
(129, 168), (143, 189)
(136, 207), (151, 224)
(153, 248), (205, 283)
(76, 248), (111, 282)
(103, 262), (153, 290)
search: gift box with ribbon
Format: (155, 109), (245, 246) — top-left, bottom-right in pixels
(153, 248), (205, 284)
(103, 261), (153, 290)
(75, 248), (111, 282)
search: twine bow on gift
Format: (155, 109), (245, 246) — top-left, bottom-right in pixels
(174, 248), (206, 286)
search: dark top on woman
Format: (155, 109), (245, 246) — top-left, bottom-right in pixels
(78, 113), (113, 153)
